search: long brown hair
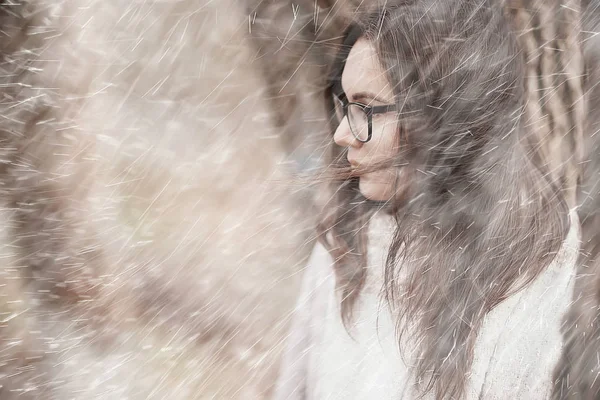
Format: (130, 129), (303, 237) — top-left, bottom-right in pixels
(317, 1), (569, 398)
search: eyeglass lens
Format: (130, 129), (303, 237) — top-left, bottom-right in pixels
(332, 94), (370, 142)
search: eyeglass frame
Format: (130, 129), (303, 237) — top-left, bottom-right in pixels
(331, 84), (397, 143)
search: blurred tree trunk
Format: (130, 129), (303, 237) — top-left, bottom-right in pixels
(506, 0), (585, 210)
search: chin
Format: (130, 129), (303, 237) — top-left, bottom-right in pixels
(359, 178), (393, 202)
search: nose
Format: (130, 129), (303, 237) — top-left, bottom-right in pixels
(333, 116), (359, 148)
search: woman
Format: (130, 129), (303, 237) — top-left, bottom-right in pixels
(273, 0), (580, 399)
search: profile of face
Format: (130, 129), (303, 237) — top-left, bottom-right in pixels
(333, 38), (401, 202)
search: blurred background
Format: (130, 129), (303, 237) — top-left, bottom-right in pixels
(0, 0), (345, 398)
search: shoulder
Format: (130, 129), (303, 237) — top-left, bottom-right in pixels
(554, 208), (582, 270)
(308, 240), (332, 265)
(466, 209), (581, 398)
(303, 241), (335, 285)
(477, 209), (580, 335)
(297, 241), (335, 300)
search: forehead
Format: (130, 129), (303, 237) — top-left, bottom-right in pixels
(341, 38), (393, 99)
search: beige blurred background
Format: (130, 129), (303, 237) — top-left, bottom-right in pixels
(0, 0), (344, 398)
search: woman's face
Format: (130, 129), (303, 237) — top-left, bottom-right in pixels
(333, 38), (400, 202)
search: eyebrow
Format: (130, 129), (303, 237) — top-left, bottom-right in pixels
(352, 91), (393, 105)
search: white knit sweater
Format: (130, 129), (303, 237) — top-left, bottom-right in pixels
(273, 210), (580, 400)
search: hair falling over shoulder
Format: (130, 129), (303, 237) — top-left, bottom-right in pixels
(317, 0), (569, 398)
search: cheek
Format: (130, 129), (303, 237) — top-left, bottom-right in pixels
(357, 116), (401, 201)
(367, 116), (399, 158)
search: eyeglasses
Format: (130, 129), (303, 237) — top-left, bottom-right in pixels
(331, 87), (397, 143)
